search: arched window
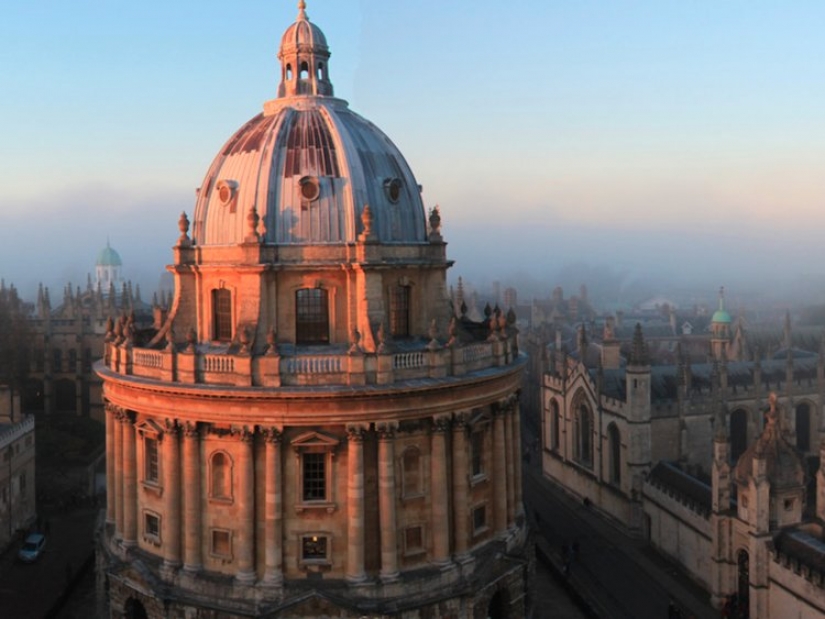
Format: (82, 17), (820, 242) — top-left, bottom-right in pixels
(317, 62), (324, 79)
(286, 64), (293, 80)
(212, 288), (232, 341)
(210, 452), (232, 500)
(796, 403), (811, 452)
(401, 447), (422, 497)
(296, 288), (329, 344)
(299, 61), (309, 79)
(730, 409), (748, 462)
(608, 423), (621, 485)
(575, 404), (593, 466)
(551, 400), (560, 451)
(737, 549), (750, 610)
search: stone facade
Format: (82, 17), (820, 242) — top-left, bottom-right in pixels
(96, 4), (530, 617)
(0, 397), (36, 550)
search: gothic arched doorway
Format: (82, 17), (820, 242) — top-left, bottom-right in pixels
(487, 589), (508, 619)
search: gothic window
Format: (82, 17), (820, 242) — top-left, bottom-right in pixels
(212, 289), (232, 342)
(390, 285), (411, 337)
(144, 437), (159, 484)
(796, 403), (811, 452)
(574, 403), (593, 467)
(295, 288), (329, 344)
(209, 451), (232, 501)
(550, 399), (560, 451)
(607, 423), (621, 485)
(730, 409), (748, 463)
(401, 446), (422, 498)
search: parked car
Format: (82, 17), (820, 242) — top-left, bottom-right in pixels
(17, 533), (46, 563)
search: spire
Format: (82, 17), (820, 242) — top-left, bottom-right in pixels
(297, 0), (307, 20)
(717, 286), (725, 312)
(629, 323), (649, 366)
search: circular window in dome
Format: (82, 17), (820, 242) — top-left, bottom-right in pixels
(300, 176), (320, 202)
(384, 178), (402, 204)
(215, 180), (238, 207)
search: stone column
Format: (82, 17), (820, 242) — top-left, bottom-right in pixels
(431, 416), (451, 565)
(504, 404), (516, 526)
(162, 421), (182, 572)
(262, 428), (283, 586)
(512, 397), (524, 517)
(451, 413), (470, 560)
(182, 422), (202, 573)
(122, 412), (137, 547)
(492, 405), (508, 534)
(113, 407), (124, 537)
(235, 428), (256, 584)
(346, 426), (367, 583)
(105, 403), (116, 525)
(378, 424), (399, 581)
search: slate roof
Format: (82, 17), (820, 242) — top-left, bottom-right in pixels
(647, 461), (712, 516)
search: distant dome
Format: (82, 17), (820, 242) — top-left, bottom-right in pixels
(711, 287), (731, 324)
(192, 2), (426, 247)
(96, 243), (122, 267)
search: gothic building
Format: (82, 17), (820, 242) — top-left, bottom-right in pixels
(96, 4), (528, 618)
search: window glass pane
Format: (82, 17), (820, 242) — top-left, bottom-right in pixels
(212, 289), (232, 341)
(302, 452), (326, 501)
(296, 289), (329, 344)
(390, 286), (410, 337)
(145, 437), (159, 482)
(302, 535), (327, 559)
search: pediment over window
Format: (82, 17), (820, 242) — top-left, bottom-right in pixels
(291, 430), (340, 453)
(136, 419), (164, 437)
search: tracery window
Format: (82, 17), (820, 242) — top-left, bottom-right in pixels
(574, 403), (593, 467)
(607, 423), (621, 485)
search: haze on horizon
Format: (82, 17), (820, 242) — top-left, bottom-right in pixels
(2, 1), (823, 309)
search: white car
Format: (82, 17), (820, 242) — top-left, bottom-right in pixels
(17, 533), (46, 563)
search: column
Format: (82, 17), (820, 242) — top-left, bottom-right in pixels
(113, 408), (124, 538)
(492, 405), (507, 534)
(378, 424), (399, 581)
(182, 422), (202, 573)
(162, 421), (182, 571)
(263, 428), (283, 586)
(513, 397), (524, 517)
(431, 416), (451, 565)
(504, 404), (516, 526)
(235, 428), (256, 584)
(105, 403), (116, 524)
(346, 426), (367, 583)
(451, 413), (470, 560)
(122, 412), (137, 547)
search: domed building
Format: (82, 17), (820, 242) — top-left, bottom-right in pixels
(96, 241), (124, 292)
(96, 3), (529, 618)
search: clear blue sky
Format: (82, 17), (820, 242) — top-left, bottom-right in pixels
(2, 1), (824, 300)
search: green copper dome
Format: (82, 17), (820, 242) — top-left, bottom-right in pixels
(96, 243), (122, 267)
(711, 287), (731, 324)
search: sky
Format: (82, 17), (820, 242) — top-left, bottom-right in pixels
(2, 1), (824, 306)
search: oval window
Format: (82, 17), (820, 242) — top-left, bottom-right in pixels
(300, 176), (320, 201)
(384, 178), (402, 203)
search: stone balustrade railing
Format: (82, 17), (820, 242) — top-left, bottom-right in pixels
(103, 332), (519, 388)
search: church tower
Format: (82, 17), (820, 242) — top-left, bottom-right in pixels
(96, 4), (529, 618)
(711, 287), (732, 361)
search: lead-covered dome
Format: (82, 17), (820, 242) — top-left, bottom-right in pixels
(192, 2), (426, 247)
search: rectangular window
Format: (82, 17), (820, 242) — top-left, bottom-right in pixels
(211, 529), (231, 558)
(296, 288), (330, 345)
(404, 526), (424, 554)
(473, 505), (487, 533)
(212, 289), (232, 341)
(53, 349), (62, 373)
(301, 535), (328, 561)
(471, 430), (484, 477)
(144, 437), (159, 483)
(83, 348), (92, 372)
(302, 452), (326, 501)
(19, 472), (26, 497)
(144, 512), (160, 543)
(68, 349), (77, 370)
(390, 286), (411, 337)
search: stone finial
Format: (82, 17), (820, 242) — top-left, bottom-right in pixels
(266, 326), (278, 356)
(376, 321), (388, 354)
(178, 211), (192, 247)
(297, 0), (308, 20)
(427, 319), (440, 351)
(428, 205), (442, 242)
(239, 325), (251, 354)
(446, 316), (458, 348)
(358, 204), (377, 242)
(246, 205), (261, 243)
(186, 327), (197, 353)
(349, 327), (362, 355)
(166, 324), (175, 352)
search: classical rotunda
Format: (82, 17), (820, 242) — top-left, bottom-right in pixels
(96, 3), (529, 618)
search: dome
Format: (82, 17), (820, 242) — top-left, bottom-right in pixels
(96, 242), (122, 267)
(711, 286), (731, 324)
(191, 2), (426, 247)
(734, 395), (806, 490)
